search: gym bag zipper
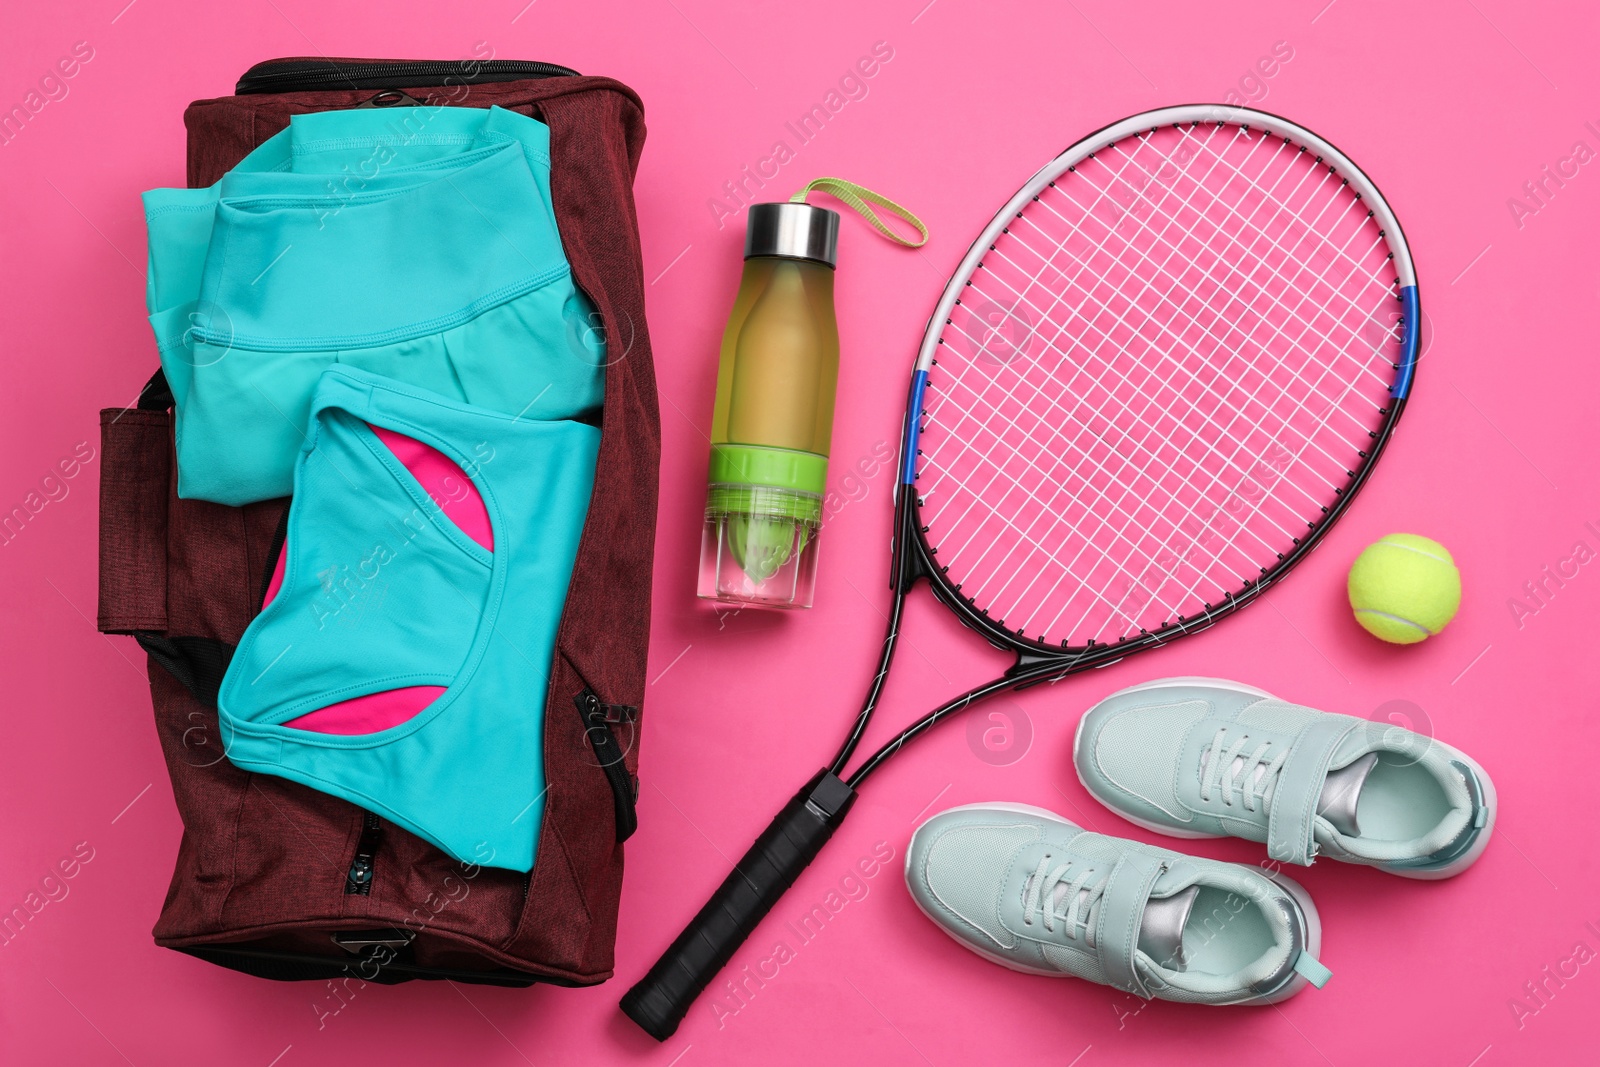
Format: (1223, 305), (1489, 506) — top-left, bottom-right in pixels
(575, 689), (639, 843)
(345, 812), (383, 895)
(236, 58), (580, 96)
(343, 687), (637, 897)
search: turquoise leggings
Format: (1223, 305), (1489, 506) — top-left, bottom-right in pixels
(143, 106), (604, 505)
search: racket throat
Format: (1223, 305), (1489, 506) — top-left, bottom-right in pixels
(1007, 649), (1077, 681)
(890, 492), (931, 594)
(1007, 643), (1127, 685)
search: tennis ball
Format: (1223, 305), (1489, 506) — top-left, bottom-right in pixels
(1347, 534), (1462, 644)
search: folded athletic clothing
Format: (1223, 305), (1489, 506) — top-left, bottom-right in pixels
(143, 106), (563, 313)
(143, 106), (604, 505)
(218, 366), (599, 872)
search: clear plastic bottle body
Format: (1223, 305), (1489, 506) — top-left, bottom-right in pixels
(698, 256), (838, 608)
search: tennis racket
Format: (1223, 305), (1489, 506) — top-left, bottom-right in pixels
(622, 104), (1419, 1039)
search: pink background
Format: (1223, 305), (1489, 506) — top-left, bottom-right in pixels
(2, 1), (1596, 1064)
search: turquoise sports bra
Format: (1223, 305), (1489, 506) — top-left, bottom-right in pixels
(218, 366), (598, 873)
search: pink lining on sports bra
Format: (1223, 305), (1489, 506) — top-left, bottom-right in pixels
(369, 425), (493, 551)
(279, 685), (449, 734)
(272, 425), (492, 734)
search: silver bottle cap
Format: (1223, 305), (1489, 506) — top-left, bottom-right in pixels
(745, 202), (840, 267)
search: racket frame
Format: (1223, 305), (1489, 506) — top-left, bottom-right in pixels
(853, 105), (1421, 780)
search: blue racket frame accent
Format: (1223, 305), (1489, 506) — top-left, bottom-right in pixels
(901, 369), (928, 485)
(1392, 285), (1420, 400)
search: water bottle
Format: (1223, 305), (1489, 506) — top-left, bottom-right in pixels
(698, 179), (926, 609)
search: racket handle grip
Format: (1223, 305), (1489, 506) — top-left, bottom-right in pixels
(620, 769), (856, 1040)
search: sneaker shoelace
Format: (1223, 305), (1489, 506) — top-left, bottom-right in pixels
(1199, 727), (1288, 813)
(1020, 853), (1105, 940)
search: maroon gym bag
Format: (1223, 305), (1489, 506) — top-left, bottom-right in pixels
(96, 58), (658, 986)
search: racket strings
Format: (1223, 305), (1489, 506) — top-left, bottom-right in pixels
(944, 234), (1352, 518)
(1056, 134), (1396, 421)
(919, 347), (1285, 629)
(952, 233), (1359, 503)
(933, 125), (1393, 525)
(919, 342), (1314, 637)
(1164, 124), (1401, 318)
(998, 126), (1388, 438)
(919, 425), (1169, 628)
(916, 121), (1402, 647)
(966, 206), (1382, 630)
(1027, 126), (1392, 439)
(928, 194), (1376, 606)
(999, 139), (1395, 629)
(1122, 127), (1400, 389)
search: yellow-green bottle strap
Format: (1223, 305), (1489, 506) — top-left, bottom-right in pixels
(790, 177), (929, 248)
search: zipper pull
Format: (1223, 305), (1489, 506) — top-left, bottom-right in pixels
(345, 812), (383, 895)
(358, 89), (424, 109)
(582, 691), (640, 728)
(575, 690), (640, 842)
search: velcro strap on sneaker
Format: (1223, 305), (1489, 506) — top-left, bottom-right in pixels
(1095, 850), (1167, 998)
(1266, 715), (1362, 866)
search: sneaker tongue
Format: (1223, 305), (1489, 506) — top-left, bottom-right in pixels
(1318, 752), (1379, 836)
(1136, 885), (1199, 972)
